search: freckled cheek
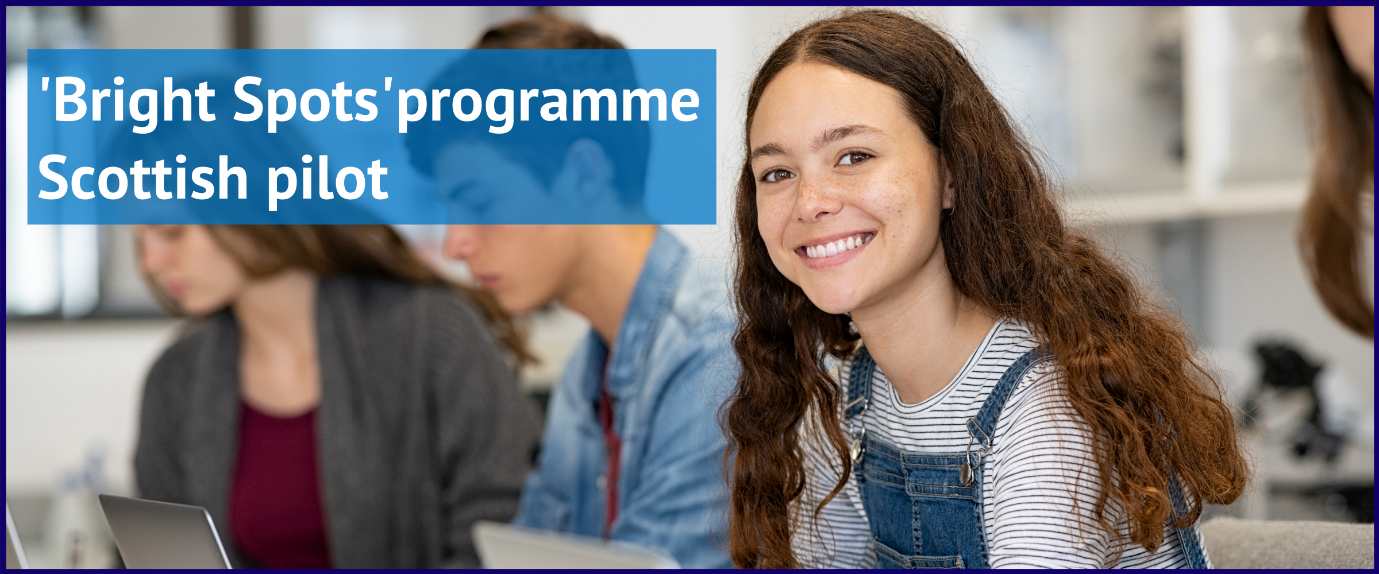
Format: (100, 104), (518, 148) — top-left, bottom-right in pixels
(756, 196), (793, 242)
(756, 198), (798, 272)
(851, 179), (915, 223)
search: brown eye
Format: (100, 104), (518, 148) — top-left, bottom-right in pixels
(838, 152), (872, 166)
(761, 169), (795, 183)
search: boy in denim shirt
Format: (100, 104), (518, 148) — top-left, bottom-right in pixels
(406, 14), (736, 568)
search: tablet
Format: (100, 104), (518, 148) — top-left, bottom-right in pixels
(472, 520), (678, 569)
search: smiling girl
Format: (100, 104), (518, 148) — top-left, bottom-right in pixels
(724, 10), (1247, 569)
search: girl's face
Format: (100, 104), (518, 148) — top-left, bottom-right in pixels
(137, 225), (251, 315)
(1329, 5), (1374, 93)
(750, 62), (951, 315)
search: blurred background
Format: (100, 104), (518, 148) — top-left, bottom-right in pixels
(7, 6), (1372, 567)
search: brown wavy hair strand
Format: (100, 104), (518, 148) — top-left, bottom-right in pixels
(1300, 6), (1374, 339)
(139, 225), (534, 365)
(723, 10), (1247, 568)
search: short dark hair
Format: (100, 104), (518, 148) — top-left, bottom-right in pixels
(405, 14), (651, 208)
(472, 12), (625, 50)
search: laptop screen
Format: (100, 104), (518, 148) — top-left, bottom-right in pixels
(97, 495), (231, 569)
(7, 504), (30, 569)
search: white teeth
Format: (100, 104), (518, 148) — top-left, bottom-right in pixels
(803, 233), (875, 259)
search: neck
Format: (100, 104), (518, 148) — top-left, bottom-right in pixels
(231, 269), (319, 416)
(849, 250), (995, 404)
(232, 269), (321, 416)
(233, 269), (318, 355)
(559, 225), (659, 347)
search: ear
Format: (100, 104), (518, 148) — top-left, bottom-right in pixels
(941, 170), (956, 210)
(552, 138), (616, 205)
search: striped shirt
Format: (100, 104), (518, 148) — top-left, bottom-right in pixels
(793, 318), (1206, 569)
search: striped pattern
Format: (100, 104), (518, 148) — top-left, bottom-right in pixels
(792, 319), (1206, 569)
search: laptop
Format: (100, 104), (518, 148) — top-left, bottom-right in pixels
(472, 520), (679, 569)
(97, 494), (232, 569)
(6, 504), (29, 569)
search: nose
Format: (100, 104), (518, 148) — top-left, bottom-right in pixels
(442, 225), (480, 261)
(794, 176), (844, 223)
(137, 229), (172, 273)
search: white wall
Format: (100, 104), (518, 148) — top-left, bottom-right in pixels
(256, 6), (496, 50)
(6, 320), (180, 493)
(94, 6), (229, 50)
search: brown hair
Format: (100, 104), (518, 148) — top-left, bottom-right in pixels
(471, 11), (624, 50)
(723, 10), (1246, 568)
(1300, 7), (1374, 339)
(404, 12), (649, 206)
(139, 225), (533, 365)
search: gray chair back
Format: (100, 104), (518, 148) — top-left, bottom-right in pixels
(1200, 517), (1374, 569)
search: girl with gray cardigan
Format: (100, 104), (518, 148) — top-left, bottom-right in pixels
(133, 225), (541, 568)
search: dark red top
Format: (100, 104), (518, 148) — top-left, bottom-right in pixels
(598, 358), (621, 539)
(229, 402), (333, 569)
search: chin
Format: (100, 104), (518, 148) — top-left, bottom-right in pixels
(179, 300), (219, 316)
(494, 290), (546, 315)
(797, 281), (862, 316)
(806, 297), (855, 316)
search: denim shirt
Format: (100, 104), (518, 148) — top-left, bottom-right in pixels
(513, 230), (738, 569)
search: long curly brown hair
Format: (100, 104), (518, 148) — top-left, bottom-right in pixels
(723, 10), (1247, 568)
(1299, 6), (1374, 339)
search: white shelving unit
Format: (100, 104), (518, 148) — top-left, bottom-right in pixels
(1065, 7), (1311, 226)
(1064, 180), (1307, 226)
(927, 6), (1316, 226)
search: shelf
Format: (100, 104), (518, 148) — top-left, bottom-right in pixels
(1062, 179), (1307, 226)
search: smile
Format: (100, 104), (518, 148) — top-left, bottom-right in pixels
(801, 232), (875, 259)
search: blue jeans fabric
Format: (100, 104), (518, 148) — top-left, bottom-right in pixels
(512, 229), (737, 568)
(845, 347), (1210, 569)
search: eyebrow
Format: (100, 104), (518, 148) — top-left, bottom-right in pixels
(748, 124), (884, 163)
(748, 142), (787, 163)
(813, 124), (883, 150)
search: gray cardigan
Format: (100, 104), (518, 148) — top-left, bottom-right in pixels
(133, 275), (542, 568)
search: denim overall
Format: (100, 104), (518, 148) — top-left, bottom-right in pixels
(844, 347), (1210, 569)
